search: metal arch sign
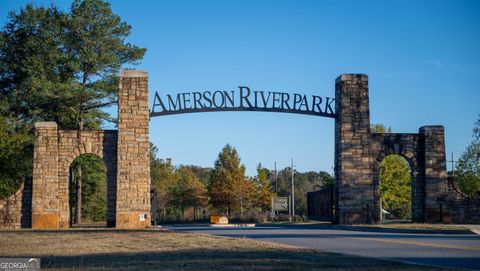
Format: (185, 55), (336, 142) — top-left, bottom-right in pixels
(150, 86), (336, 118)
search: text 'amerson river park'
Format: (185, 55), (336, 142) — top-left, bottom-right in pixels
(150, 86), (336, 118)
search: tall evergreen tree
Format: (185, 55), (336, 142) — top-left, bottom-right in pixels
(209, 144), (246, 215)
(0, 0), (146, 222)
(174, 167), (208, 219)
(0, 115), (33, 199)
(66, 0), (146, 223)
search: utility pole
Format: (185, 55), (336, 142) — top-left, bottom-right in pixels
(447, 152), (457, 177)
(291, 158), (295, 217)
(274, 162), (278, 194)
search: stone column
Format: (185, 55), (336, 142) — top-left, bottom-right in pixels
(420, 126), (450, 223)
(32, 122), (60, 228)
(116, 70), (151, 228)
(334, 74), (376, 224)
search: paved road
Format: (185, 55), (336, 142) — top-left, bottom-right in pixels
(165, 224), (480, 270)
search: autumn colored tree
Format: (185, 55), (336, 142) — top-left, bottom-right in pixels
(371, 123), (392, 133)
(173, 166), (208, 219)
(256, 163), (274, 211)
(233, 178), (257, 218)
(150, 143), (177, 222)
(209, 144), (246, 215)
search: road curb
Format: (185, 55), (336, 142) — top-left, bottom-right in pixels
(258, 223), (478, 235)
(329, 225), (477, 235)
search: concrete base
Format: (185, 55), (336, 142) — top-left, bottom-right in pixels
(116, 211), (150, 229)
(32, 213), (59, 229)
(210, 223), (256, 228)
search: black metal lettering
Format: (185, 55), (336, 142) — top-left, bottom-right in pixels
(213, 91), (225, 108)
(281, 93), (291, 110)
(259, 91), (272, 108)
(239, 86), (253, 108)
(167, 94), (181, 110)
(293, 94), (302, 110)
(299, 94), (309, 111)
(324, 97), (335, 115)
(202, 91), (213, 108)
(152, 91), (167, 113)
(192, 92), (203, 109)
(253, 91), (260, 107)
(223, 90), (235, 108)
(312, 95), (323, 113)
(272, 92), (281, 109)
(150, 88), (336, 118)
(182, 93), (191, 109)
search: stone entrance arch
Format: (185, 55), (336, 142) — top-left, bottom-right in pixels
(31, 70), (151, 229)
(1, 71), (478, 229)
(334, 74), (453, 224)
(32, 126), (118, 228)
(371, 133), (422, 222)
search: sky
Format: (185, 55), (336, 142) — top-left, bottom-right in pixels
(1, 0), (479, 176)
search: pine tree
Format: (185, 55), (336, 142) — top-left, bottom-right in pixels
(209, 144), (246, 215)
(0, 1), (146, 223)
(0, 116), (33, 199)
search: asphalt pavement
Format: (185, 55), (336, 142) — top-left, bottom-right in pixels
(165, 224), (480, 270)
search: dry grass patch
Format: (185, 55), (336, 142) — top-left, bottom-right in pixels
(375, 223), (470, 231)
(0, 228), (455, 270)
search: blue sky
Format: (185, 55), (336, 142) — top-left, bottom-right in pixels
(1, 0), (479, 176)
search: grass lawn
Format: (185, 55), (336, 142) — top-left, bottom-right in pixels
(368, 221), (470, 231)
(300, 220), (472, 231)
(0, 228), (455, 270)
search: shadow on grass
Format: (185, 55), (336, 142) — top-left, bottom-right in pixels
(38, 248), (448, 271)
(2, 228), (164, 234)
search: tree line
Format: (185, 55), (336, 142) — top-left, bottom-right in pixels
(150, 143), (334, 222)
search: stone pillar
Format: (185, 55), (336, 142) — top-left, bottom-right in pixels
(116, 70), (151, 228)
(32, 122), (60, 229)
(334, 74), (376, 224)
(420, 126), (450, 223)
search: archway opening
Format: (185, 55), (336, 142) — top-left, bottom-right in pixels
(379, 154), (412, 222)
(69, 153), (107, 227)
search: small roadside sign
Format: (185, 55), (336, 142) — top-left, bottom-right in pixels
(273, 197), (289, 211)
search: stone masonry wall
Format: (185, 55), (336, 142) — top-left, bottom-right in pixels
(0, 178), (32, 229)
(32, 122), (60, 228)
(32, 124), (118, 229)
(334, 74), (453, 224)
(447, 177), (480, 223)
(21, 71), (475, 228)
(56, 130), (117, 228)
(116, 70), (151, 228)
(371, 133), (424, 222)
(420, 126), (451, 223)
(334, 74), (375, 224)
